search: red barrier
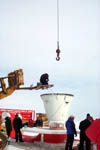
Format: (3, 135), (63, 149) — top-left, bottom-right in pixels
(86, 119), (100, 150)
(0, 108), (35, 138)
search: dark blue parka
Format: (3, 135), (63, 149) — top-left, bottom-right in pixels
(65, 118), (77, 135)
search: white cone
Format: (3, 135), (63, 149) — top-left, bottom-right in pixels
(40, 93), (74, 128)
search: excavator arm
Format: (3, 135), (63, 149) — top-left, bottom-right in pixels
(0, 69), (24, 100)
(0, 69), (54, 100)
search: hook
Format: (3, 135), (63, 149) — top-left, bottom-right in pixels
(56, 48), (60, 61)
(56, 56), (60, 61)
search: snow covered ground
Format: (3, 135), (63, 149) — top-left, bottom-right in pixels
(5, 139), (66, 150)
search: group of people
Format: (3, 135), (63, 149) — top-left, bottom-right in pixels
(65, 113), (93, 150)
(28, 117), (43, 127)
(4, 112), (99, 149)
(5, 113), (23, 142)
(5, 114), (43, 142)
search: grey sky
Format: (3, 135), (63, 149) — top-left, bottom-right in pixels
(0, 0), (100, 121)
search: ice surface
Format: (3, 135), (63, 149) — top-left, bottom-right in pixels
(6, 145), (24, 150)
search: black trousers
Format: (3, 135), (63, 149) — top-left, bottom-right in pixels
(65, 134), (74, 150)
(79, 133), (91, 150)
(15, 129), (23, 142)
(6, 129), (11, 138)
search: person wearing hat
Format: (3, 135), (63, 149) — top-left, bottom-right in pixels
(79, 113), (92, 150)
(5, 116), (12, 138)
(65, 115), (77, 150)
(40, 73), (49, 85)
(13, 113), (23, 142)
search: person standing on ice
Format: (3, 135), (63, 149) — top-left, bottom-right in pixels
(65, 115), (77, 150)
(13, 113), (23, 142)
(79, 113), (92, 150)
(5, 116), (12, 138)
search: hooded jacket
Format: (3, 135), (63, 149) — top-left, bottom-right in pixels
(65, 118), (77, 135)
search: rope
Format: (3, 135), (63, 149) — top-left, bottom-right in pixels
(56, 0), (60, 61)
(57, 0), (59, 46)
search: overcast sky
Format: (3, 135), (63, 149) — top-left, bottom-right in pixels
(0, 0), (100, 121)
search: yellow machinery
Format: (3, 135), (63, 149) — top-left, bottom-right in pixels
(0, 69), (53, 148)
(0, 115), (7, 149)
(0, 69), (53, 100)
(0, 132), (7, 149)
(36, 113), (49, 126)
(0, 69), (24, 100)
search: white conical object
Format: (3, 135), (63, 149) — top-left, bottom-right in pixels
(40, 93), (74, 127)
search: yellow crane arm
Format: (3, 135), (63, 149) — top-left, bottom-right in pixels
(0, 69), (54, 100)
(0, 69), (24, 100)
(0, 87), (15, 100)
(17, 84), (54, 90)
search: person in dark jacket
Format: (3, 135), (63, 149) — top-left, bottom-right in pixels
(65, 115), (77, 150)
(13, 113), (23, 142)
(34, 117), (43, 127)
(5, 116), (12, 138)
(79, 113), (91, 150)
(28, 119), (34, 127)
(40, 73), (49, 85)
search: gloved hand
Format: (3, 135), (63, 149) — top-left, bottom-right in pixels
(75, 132), (77, 137)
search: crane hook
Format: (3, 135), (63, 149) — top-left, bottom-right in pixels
(56, 48), (60, 61)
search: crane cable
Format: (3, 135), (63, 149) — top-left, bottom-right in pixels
(56, 0), (60, 61)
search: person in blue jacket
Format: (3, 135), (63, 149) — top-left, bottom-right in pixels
(65, 115), (77, 150)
